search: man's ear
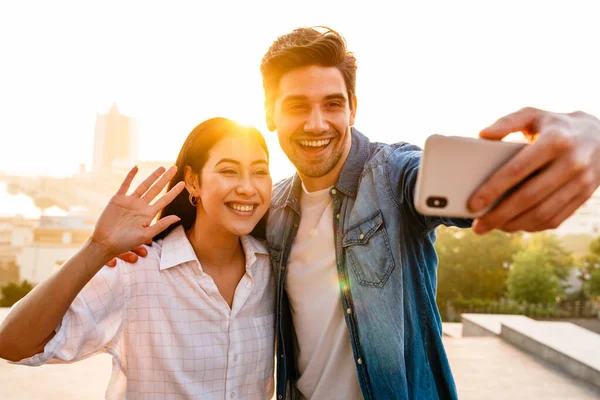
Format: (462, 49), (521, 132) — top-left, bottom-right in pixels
(349, 96), (357, 127)
(183, 166), (199, 195)
(265, 101), (276, 132)
(266, 117), (275, 132)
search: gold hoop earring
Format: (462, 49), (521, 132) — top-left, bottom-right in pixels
(189, 193), (198, 207)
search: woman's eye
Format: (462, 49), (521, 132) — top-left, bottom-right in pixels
(254, 169), (270, 176)
(220, 169), (237, 175)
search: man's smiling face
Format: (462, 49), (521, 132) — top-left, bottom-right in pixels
(269, 65), (356, 190)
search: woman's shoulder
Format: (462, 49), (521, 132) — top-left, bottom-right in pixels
(112, 241), (163, 272)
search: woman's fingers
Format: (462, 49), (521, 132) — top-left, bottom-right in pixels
(148, 215), (181, 238)
(132, 167), (166, 198)
(116, 166), (139, 195)
(142, 166), (178, 203)
(150, 181), (185, 215)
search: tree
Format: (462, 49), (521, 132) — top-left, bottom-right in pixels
(435, 226), (523, 307)
(0, 280), (34, 307)
(576, 235), (600, 299)
(526, 232), (574, 281)
(507, 249), (561, 304)
(586, 268), (600, 298)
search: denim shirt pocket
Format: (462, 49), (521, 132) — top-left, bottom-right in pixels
(342, 210), (396, 288)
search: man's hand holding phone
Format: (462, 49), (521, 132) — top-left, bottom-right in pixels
(468, 107), (600, 234)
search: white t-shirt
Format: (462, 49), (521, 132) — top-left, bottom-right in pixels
(285, 184), (363, 400)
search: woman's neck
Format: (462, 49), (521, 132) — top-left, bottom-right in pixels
(186, 215), (243, 272)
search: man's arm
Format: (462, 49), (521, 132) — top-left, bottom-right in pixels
(387, 145), (473, 233)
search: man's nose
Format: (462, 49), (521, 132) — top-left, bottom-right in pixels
(303, 108), (328, 134)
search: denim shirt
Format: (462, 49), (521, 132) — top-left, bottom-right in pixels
(266, 128), (472, 400)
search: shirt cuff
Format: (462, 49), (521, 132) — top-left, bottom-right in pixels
(10, 315), (69, 366)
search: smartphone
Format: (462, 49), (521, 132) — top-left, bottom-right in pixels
(414, 134), (527, 218)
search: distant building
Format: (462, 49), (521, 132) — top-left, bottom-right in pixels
(17, 215), (95, 284)
(92, 103), (139, 175)
(556, 190), (600, 236)
(0, 217), (36, 286)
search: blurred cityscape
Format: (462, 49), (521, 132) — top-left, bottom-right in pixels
(1, 103), (600, 287)
(0, 104), (171, 285)
(1, 106), (600, 399)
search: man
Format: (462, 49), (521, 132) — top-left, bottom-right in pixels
(118, 26), (600, 399)
(259, 27), (600, 399)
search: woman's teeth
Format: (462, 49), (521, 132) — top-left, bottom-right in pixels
(298, 139), (331, 147)
(228, 203), (255, 212)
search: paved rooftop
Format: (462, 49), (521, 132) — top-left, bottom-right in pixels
(1, 307), (599, 399)
(445, 336), (600, 400)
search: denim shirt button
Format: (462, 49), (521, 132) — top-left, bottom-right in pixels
(357, 358), (363, 365)
(346, 308), (352, 315)
(278, 396), (283, 399)
(336, 213), (340, 220)
(359, 233), (364, 240)
(331, 189), (337, 195)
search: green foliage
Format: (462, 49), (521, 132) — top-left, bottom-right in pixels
(586, 268), (600, 297)
(573, 235), (600, 299)
(435, 226), (523, 307)
(451, 297), (569, 318)
(590, 236), (600, 256)
(507, 249), (561, 304)
(0, 280), (34, 307)
(525, 232), (574, 281)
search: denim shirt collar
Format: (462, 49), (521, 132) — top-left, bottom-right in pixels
(279, 128), (369, 211)
(336, 127), (369, 199)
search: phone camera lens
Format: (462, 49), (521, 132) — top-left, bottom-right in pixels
(427, 196), (447, 208)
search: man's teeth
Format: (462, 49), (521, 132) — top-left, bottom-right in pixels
(228, 203), (255, 212)
(298, 139), (331, 147)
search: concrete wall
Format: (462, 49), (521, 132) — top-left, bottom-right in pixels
(501, 324), (600, 390)
(462, 318), (497, 337)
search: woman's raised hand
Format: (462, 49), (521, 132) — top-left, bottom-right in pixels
(90, 165), (185, 258)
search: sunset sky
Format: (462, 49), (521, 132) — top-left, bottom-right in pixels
(1, 0), (598, 183)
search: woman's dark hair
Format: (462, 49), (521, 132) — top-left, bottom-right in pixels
(154, 117), (269, 240)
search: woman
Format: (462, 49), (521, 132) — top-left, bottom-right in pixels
(0, 117), (275, 399)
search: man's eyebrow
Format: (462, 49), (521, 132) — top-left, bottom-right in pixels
(324, 93), (347, 102)
(281, 95), (309, 102)
(215, 158), (268, 166)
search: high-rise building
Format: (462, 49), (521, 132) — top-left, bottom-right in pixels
(92, 103), (139, 174)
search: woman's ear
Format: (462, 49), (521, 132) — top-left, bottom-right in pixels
(184, 166), (199, 196)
